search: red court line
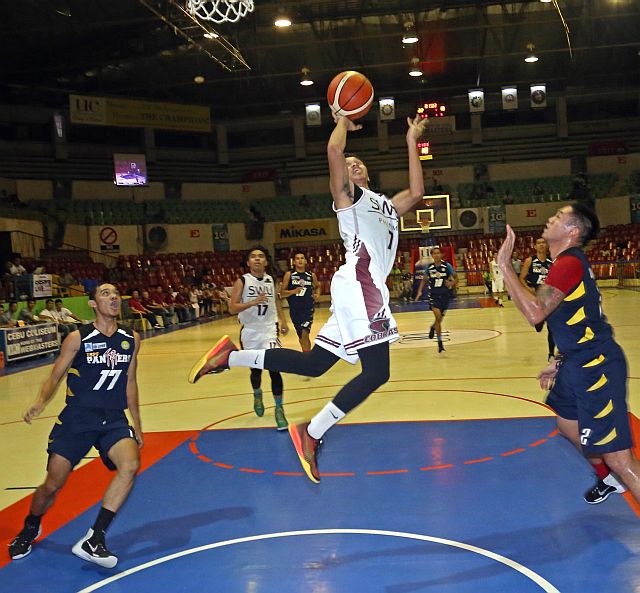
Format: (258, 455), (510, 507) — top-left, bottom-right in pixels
(501, 448), (526, 457)
(420, 464), (454, 471)
(238, 468), (265, 474)
(0, 430), (195, 570)
(272, 471), (304, 476)
(529, 439), (547, 447)
(366, 469), (409, 475)
(463, 457), (494, 465)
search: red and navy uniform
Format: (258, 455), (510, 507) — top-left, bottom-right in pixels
(544, 247), (631, 454)
(426, 261), (455, 312)
(48, 324), (137, 470)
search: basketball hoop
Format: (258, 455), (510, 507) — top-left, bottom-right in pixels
(419, 220), (431, 234)
(187, 0), (254, 24)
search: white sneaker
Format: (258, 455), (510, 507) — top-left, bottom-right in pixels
(72, 528), (118, 569)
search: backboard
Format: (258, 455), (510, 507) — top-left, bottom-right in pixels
(400, 194), (452, 232)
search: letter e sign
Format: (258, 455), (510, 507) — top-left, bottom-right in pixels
(190, 229), (200, 238)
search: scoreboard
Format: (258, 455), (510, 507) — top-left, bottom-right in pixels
(416, 101), (454, 160)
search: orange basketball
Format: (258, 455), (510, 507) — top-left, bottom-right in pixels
(327, 71), (374, 120)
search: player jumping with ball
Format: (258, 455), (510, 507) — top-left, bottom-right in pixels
(189, 111), (428, 483)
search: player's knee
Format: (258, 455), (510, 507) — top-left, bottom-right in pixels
(364, 366), (390, 388)
(601, 452), (631, 476)
(116, 456), (140, 478)
(42, 478), (63, 497)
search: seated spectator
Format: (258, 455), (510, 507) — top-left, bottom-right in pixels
(129, 289), (162, 329)
(19, 299), (44, 325)
(153, 285), (177, 323)
(502, 189), (514, 205)
(532, 182), (544, 197)
(141, 289), (174, 328)
(200, 284), (214, 316)
(188, 286), (200, 318)
(39, 298), (74, 341)
(58, 268), (77, 287)
(32, 263), (46, 275)
(0, 302), (17, 327)
(173, 286), (195, 322)
(9, 257), (27, 276)
(54, 299), (85, 326)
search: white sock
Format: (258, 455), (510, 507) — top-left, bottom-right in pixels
(228, 350), (265, 369)
(308, 402), (345, 440)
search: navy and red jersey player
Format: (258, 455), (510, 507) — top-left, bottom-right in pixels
(414, 247), (457, 352)
(497, 204), (640, 506)
(519, 237), (556, 360)
(9, 283), (142, 568)
(280, 252), (320, 352)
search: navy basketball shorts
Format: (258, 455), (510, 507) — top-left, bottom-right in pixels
(429, 292), (451, 313)
(546, 345), (632, 455)
(47, 406), (136, 471)
(289, 308), (314, 338)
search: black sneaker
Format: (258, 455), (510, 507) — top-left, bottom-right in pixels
(72, 528), (118, 568)
(8, 523), (42, 560)
(428, 326), (435, 340)
(438, 342), (445, 353)
(584, 474), (626, 505)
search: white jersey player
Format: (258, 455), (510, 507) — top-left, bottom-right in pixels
(189, 113), (429, 483)
(227, 248), (290, 430)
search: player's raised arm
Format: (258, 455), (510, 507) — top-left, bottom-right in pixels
(327, 114), (361, 209)
(391, 116), (428, 217)
(497, 225), (564, 325)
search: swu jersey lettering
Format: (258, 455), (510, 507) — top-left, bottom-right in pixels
(238, 273), (278, 330)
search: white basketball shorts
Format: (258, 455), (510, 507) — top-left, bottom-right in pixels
(240, 325), (280, 350)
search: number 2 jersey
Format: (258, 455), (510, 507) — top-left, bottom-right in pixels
(525, 255), (553, 288)
(66, 324), (135, 409)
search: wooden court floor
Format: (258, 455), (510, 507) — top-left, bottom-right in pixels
(0, 289), (638, 592)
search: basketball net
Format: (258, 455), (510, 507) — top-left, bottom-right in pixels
(187, 0), (254, 23)
(419, 220), (431, 234)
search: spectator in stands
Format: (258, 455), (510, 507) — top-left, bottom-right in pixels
(0, 303), (17, 327)
(58, 269), (78, 288)
(39, 298), (74, 341)
(129, 290), (162, 329)
(200, 284), (213, 317)
(511, 251), (522, 276)
(502, 189), (514, 205)
(9, 257), (27, 276)
(19, 299), (44, 325)
(33, 263), (46, 275)
(187, 286), (200, 318)
(5, 301), (19, 323)
(173, 286), (195, 322)
(54, 299), (85, 326)
(141, 290), (174, 328)
(154, 286), (177, 323)
(299, 195), (310, 207)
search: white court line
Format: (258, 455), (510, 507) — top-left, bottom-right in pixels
(76, 528), (561, 593)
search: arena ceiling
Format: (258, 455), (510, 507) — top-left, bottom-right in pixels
(1, 0), (639, 122)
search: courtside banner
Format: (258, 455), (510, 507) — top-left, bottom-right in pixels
(0, 323), (59, 362)
(631, 195), (640, 224)
(274, 220), (338, 243)
(70, 94), (211, 132)
(487, 205), (507, 234)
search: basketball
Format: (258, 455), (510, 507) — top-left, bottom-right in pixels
(327, 71), (374, 120)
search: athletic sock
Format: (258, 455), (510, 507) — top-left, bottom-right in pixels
(308, 402), (345, 440)
(273, 395), (283, 407)
(591, 460), (610, 481)
(229, 350), (265, 369)
(253, 387), (263, 397)
(90, 508), (115, 543)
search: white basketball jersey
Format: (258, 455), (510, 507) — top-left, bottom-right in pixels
(237, 273), (278, 329)
(335, 186), (398, 276)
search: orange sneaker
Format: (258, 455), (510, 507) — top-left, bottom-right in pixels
(188, 335), (238, 384)
(288, 421), (321, 483)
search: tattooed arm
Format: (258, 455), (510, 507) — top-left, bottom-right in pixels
(497, 225), (565, 325)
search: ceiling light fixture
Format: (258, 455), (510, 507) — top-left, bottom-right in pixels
(524, 42), (539, 63)
(539, 0), (552, 3)
(194, 75), (206, 84)
(203, 32), (219, 39)
(409, 57), (423, 77)
(402, 21), (419, 44)
(274, 9), (292, 27)
(300, 67), (314, 86)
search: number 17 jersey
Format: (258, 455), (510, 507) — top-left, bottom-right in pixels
(67, 324), (135, 410)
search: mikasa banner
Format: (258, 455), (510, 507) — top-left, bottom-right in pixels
(274, 220), (338, 243)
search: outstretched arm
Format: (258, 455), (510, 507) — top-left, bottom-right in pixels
(327, 115), (362, 210)
(391, 116), (428, 217)
(497, 226), (564, 325)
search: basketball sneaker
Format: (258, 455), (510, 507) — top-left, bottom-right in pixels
(438, 342), (445, 353)
(288, 421), (322, 483)
(253, 389), (264, 417)
(71, 528), (117, 568)
(274, 406), (288, 431)
(188, 335), (238, 384)
(8, 523), (42, 560)
(583, 473), (627, 504)
(428, 325), (435, 340)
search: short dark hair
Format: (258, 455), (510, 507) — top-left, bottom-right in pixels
(9, 301), (17, 307)
(55, 299), (63, 304)
(569, 202), (600, 246)
(46, 299), (54, 304)
(27, 299), (36, 305)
